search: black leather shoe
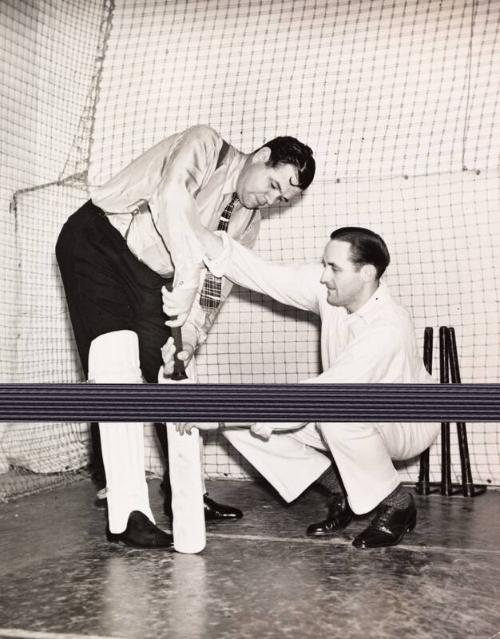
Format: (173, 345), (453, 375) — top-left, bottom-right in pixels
(106, 510), (174, 549)
(306, 494), (353, 537)
(163, 493), (243, 521)
(203, 494), (243, 521)
(352, 495), (417, 549)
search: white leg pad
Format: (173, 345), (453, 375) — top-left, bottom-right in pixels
(88, 330), (154, 533)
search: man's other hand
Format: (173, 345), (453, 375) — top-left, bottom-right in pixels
(162, 284), (197, 327)
(175, 423), (220, 435)
(159, 336), (194, 379)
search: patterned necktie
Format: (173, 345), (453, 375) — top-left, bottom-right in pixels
(199, 193), (238, 310)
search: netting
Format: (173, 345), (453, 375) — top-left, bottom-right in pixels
(1, 0), (499, 501)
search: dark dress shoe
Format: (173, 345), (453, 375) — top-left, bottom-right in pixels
(203, 494), (243, 521)
(306, 494), (353, 537)
(352, 495), (417, 549)
(106, 510), (174, 549)
(164, 494), (243, 521)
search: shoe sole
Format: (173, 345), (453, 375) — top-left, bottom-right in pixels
(107, 536), (174, 550)
(106, 527), (174, 550)
(166, 508), (243, 522)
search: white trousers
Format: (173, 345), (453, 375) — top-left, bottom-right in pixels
(88, 330), (155, 533)
(224, 420), (440, 514)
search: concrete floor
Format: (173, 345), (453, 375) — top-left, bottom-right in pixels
(0, 478), (499, 639)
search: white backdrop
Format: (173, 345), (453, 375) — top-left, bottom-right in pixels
(1, 0), (499, 488)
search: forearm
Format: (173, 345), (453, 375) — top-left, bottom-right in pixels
(195, 222), (225, 260)
(153, 126), (221, 287)
(204, 235), (321, 313)
(154, 184), (205, 287)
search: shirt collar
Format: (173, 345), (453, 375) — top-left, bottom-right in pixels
(349, 280), (391, 323)
(219, 146), (248, 198)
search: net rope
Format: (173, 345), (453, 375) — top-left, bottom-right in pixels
(1, 0), (499, 500)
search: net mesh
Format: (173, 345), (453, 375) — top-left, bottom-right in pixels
(1, 0), (499, 500)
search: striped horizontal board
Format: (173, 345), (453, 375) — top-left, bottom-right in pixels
(0, 384), (498, 422)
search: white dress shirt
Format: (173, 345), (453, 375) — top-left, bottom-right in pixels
(206, 233), (434, 385)
(90, 125), (260, 348)
(208, 236), (440, 511)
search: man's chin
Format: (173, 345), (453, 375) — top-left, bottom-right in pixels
(327, 292), (340, 306)
(242, 195), (261, 209)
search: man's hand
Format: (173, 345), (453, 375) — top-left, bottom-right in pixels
(250, 423), (274, 440)
(175, 423), (220, 435)
(162, 284), (198, 327)
(248, 422), (308, 440)
(159, 336), (194, 379)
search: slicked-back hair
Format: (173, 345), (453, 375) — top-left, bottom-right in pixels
(329, 226), (390, 280)
(256, 136), (316, 191)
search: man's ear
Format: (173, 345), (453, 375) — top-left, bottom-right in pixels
(252, 146), (272, 164)
(360, 263), (377, 282)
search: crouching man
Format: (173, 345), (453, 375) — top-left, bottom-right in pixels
(163, 225), (439, 549)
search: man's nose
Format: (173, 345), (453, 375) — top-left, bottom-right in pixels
(266, 191), (278, 206)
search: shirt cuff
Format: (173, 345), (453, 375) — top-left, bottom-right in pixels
(180, 321), (198, 352)
(202, 231), (231, 278)
(174, 263), (204, 290)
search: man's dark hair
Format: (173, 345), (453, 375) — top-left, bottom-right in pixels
(257, 136), (315, 190)
(329, 226), (390, 279)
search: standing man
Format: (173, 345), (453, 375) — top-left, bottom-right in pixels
(56, 125), (315, 548)
(163, 225), (440, 549)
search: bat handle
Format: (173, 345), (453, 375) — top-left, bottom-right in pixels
(163, 279), (188, 380)
(170, 324), (188, 381)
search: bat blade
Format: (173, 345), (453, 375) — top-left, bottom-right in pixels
(162, 321), (205, 554)
(166, 423), (206, 554)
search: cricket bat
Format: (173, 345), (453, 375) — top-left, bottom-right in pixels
(161, 325), (206, 554)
